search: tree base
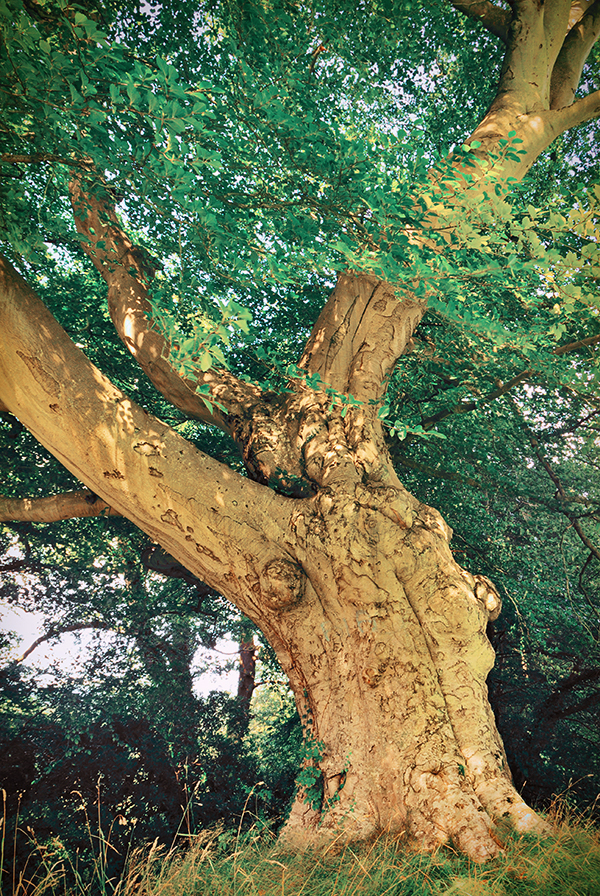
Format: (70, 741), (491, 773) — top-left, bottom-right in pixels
(278, 773), (551, 862)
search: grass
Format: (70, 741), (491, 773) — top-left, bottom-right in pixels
(2, 807), (600, 896)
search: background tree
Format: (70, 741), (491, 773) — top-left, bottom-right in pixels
(0, 531), (301, 887)
(1, 0), (600, 862)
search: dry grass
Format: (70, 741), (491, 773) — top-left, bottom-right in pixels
(3, 806), (600, 896)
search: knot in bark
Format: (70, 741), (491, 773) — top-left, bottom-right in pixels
(362, 658), (389, 688)
(260, 558), (305, 610)
(473, 575), (502, 621)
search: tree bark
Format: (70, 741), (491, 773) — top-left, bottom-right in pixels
(237, 620), (257, 731)
(0, 489), (118, 523)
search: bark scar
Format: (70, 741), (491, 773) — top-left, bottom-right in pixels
(16, 351), (60, 398)
(389, 506), (408, 529)
(134, 440), (164, 456)
(160, 508), (184, 529)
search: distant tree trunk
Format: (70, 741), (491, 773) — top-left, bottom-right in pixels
(237, 621), (257, 730)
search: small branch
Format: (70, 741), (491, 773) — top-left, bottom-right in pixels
(537, 665), (600, 724)
(578, 552), (600, 622)
(551, 407), (600, 437)
(1, 153), (82, 167)
(554, 332), (600, 355)
(392, 451), (479, 488)
(419, 370), (531, 431)
(0, 489), (119, 523)
(419, 334), (600, 431)
(448, 0), (510, 42)
(548, 689), (600, 721)
(392, 446), (596, 513)
(16, 621), (114, 663)
(506, 397), (600, 563)
(0, 557), (43, 573)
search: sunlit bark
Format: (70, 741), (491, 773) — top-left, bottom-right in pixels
(0, 489), (117, 523)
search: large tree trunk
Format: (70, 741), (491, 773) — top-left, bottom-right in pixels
(244, 444), (537, 862)
(2, 0), (599, 862)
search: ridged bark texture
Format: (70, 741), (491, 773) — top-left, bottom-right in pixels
(262, 486), (541, 861)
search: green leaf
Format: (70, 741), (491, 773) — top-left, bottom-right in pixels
(199, 351), (212, 371)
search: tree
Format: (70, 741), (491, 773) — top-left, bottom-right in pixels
(0, 537), (293, 884)
(1, 0), (599, 862)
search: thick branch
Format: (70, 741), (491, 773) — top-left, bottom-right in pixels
(0, 489), (119, 523)
(294, 273), (426, 492)
(448, 0), (510, 42)
(541, 0), (576, 70)
(550, 0), (600, 108)
(554, 87), (600, 128)
(69, 177), (318, 491)
(299, 272), (425, 404)
(141, 543), (212, 590)
(486, 0), (570, 112)
(69, 176), (265, 434)
(0, 253), (301, 622)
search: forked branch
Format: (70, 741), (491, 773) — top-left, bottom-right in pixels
(69, 175), (265, 435)
(551, 0), (600, 108)
(448, 0), (510, 42)
(463, 0), (600, 151)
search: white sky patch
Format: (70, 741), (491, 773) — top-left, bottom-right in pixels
(193, 637), (240, 696)
(1, 604), (238, 696)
